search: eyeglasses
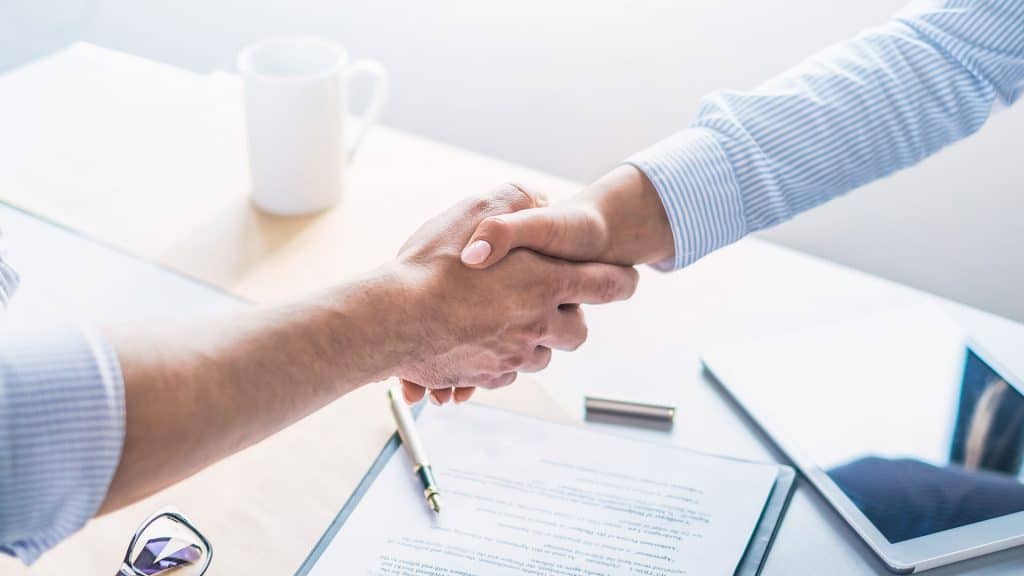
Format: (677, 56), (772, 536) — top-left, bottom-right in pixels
(116, 508), (212, 576)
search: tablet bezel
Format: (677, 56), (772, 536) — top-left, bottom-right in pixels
(703, 337), (1024, 573)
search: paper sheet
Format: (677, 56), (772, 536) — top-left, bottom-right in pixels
(309, 404), (778, 575)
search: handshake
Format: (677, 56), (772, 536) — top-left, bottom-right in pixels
(384, 165), (674, 405)
(96, 164), (674, 515)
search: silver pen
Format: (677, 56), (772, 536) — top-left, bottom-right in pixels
(387, 386), (442, 513)
(584, 396), (676, 431)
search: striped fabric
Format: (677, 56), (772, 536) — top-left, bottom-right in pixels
(0, 291), (126, 561)
(629, 0), (1024, 270)
(0, 226), (18, 307)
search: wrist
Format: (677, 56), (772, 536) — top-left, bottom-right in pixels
(579, 164), (674, 265)
(317, 263), (425, 386)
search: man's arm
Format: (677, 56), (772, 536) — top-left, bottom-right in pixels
(107, 186), (638, 508)
(102, 270), (421, 513)
(0, 327), (123, 564)
(460, 0), (1024, 270)
(1, 186), (638, 563)
(1, 286), (420, 564)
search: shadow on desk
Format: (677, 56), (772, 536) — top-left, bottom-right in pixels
(159, 196), (324, 290)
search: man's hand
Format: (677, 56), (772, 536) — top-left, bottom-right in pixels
(459, 165), (675, 269)
(391, 183), (639, 404)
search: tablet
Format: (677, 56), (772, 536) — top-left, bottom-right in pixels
(702, 304), (1024, 573)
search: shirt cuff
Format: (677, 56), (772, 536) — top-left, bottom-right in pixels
(625, 128), (747, 271)
(0, 325), (126, 564)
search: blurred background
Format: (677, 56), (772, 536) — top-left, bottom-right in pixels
(3, 0), (1022, 320)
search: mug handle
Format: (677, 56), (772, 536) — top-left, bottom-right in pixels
(343, 59), (390, 160)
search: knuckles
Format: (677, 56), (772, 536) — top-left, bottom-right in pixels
(534, 348), (553, 371)
(467, 182), (536, 219)
(624, 268), (640, 299)
(600, 276), (622, 303)
(528, 319), (549, 341)
(498, 352), (526, 373)
(480, 371), (517, 390)
(493, 182), (535, 211)
(476, 215), (508, 240)
(596, 267), (640, 303)
(568, 322), (588, 351)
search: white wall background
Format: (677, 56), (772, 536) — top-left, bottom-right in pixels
(3, 0), (1022, 320)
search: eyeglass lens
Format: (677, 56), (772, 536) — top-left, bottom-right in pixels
(130, 516), (208, 576)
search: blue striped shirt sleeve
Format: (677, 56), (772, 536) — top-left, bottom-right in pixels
(0, 226), (18, 307)
(0, 324), (126, 564)
(628, 0), (1024, 270)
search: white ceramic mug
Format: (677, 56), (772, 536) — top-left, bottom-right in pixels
(238, 36), (389, 216)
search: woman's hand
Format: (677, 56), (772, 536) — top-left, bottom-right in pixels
(460, 165), (674, 270)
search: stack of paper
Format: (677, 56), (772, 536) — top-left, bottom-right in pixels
(307, 404), (781, 575)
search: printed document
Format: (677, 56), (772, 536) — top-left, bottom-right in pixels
(309, 404), (778, 575)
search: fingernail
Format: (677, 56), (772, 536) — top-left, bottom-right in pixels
(402, 389), (417, 404)
(460, 240), (491, 265)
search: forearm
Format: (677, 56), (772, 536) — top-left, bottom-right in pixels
(101, 267), (411, 512)
(630, 0), (1024, 269)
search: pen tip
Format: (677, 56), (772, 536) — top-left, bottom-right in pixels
(428, 493), (441, 513)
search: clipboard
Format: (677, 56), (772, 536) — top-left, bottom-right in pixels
(295, 404), (795, 576)
(736, 464), (795, 576)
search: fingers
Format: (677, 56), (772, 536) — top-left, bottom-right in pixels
(425, 372), (517, 405)
(461, 203), (606, 269)
(450, 183), (550, 266)
(429, 387), (454, 405)
(402, 379), (426, 404)
(558, 262), (639, 305)
(453, 387), (476, 403)
(519, 346), (553, 373)
(485, 372), (518, 389)
(493, 181), (547, 212)
(427, 382), (494, 405)
(407, 367), (518, 406)
(403, 380), (460, 406)
(471, 182), (547, 223)
(402, 382), (479, 406)
(461, 207), (558, 268)
(540, 305), (588, 351)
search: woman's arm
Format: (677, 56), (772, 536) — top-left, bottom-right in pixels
(461, 0), (1024, 271)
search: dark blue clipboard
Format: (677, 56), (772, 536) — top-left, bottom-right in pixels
(294, 402), (422, 576)
(294, 402), (794, 576)
(737, 465), (795, 576)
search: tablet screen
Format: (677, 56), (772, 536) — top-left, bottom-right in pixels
(827, 347), (1024, 542)
(706, 305), (1024, 544)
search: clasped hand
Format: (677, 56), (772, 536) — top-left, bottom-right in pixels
(396, 165), (671, 405)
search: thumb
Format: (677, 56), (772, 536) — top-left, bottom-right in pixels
(460, 207), (560, 269)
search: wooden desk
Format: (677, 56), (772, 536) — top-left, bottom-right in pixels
(2, 44), (1024, 575)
